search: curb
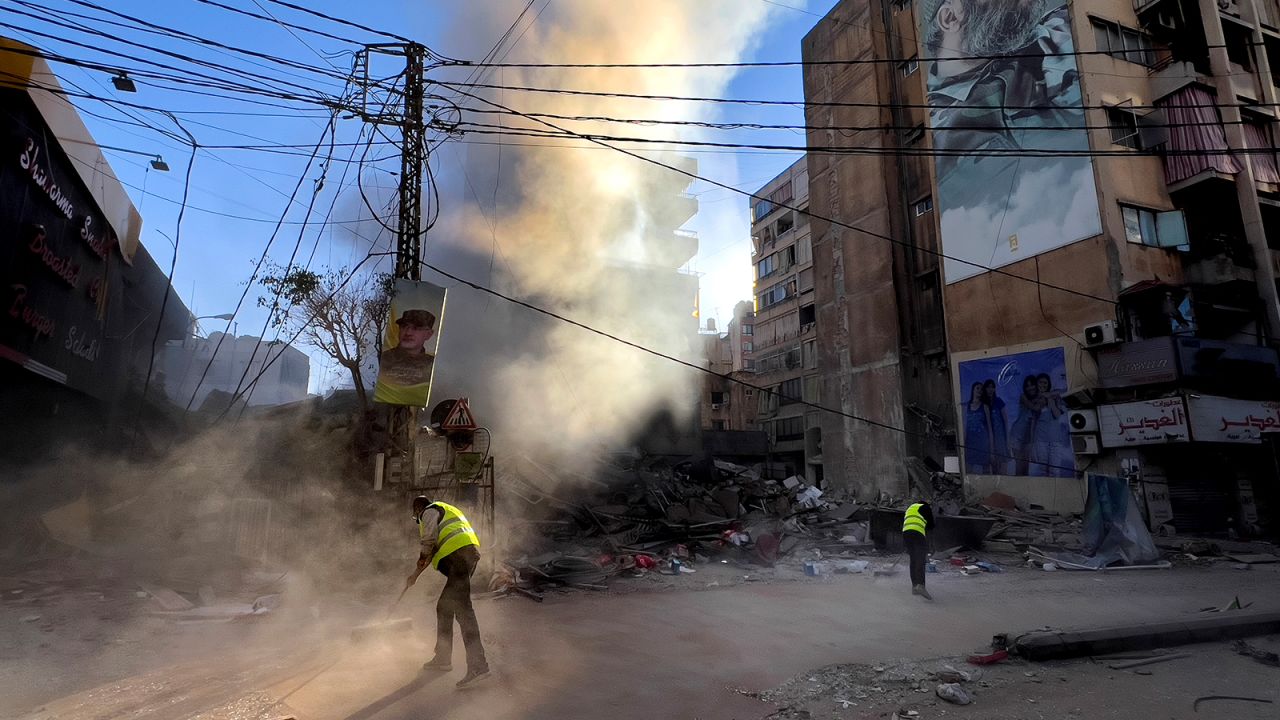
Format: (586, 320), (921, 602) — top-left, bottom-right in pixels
(1014, 611), (1280, 661)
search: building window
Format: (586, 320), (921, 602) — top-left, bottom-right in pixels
(753, 198), (775, 222)
(1107, 106), (1141, 149)
(1122, 205), (1158, 246)
(799, 303), (816, 326)
(757, 280), (793, 309)
(900, 57), (918, 76)
(1121, 204), (1188, 248)
(1092, 18), (1155, 67)
(914, 196), (933, 216)
(770, 182), (793, 204)
(742, 341), (753, 352)
(779, 377), (803, 405)
(802, 339), (817, 369)
(757, 254), (778, 280)
(742, 324), (753, 336)
(776, 212), (795, 236)
(804, 376), (819, 403)
(710, 391), (726, 405)
(774, 416), (805, 441)
(712, 420), (727, 431)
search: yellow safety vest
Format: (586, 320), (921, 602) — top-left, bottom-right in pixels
(421, 501), (480, 569)
(902, 503), (927, 536)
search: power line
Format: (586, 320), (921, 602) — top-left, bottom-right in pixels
(452, 104), (1266, 135)
(260, 0), (415, 45)
(0, 13), (343, 104)
(0, 33), (346, 111)
(443, 41), (1244, 70)
(430, 78), (1280, 115)
(183, 117), (341, 412)
(191, 0), (367, 46)
(134, 113), (198, 447)
(451, 122), (1280, 160)
(229, 114), (340, 406)
(447, 84), (1122, 310)
(35, 0), (353, 84)
(411, 254), (1080, 476)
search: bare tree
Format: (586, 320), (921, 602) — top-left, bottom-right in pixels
(258, 264), (392, 414)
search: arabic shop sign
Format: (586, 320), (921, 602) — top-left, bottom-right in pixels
(1096, 337), (1178, 388)
(1186, 394), (1280, 444)
(1098, 397), (1190, 447)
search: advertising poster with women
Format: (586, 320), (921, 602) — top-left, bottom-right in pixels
(958, 348), (1074, 478)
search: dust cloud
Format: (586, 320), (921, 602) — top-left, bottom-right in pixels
(419, 0), (775, 469)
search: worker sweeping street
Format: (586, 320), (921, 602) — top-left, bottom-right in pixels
(406, 496), (490, 689)
(903, 501), (935, 600)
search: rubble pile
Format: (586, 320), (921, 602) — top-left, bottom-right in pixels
(496, 455), (877, 596)
(495, 455), (1280, 597)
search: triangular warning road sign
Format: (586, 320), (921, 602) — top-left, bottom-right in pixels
(441, 397), (477, 431)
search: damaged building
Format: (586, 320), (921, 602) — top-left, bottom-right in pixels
(801, 0), (1280, 535)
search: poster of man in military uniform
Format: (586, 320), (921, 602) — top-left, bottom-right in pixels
(373, 279), (446, 407)
(920, 0), (1102, 284)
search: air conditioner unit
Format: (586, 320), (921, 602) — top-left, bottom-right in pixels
(711, 403), (724, 410)
(1083, 320), (1119, 348)
(1072, 434), (1101, 455)
(1068, 408), (1099, 434)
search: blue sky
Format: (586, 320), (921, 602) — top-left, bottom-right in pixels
(7, 0), (838, 393)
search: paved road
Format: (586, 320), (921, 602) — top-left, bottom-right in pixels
(12, 564), (1280, 720)
(285, 565), (1280, 720)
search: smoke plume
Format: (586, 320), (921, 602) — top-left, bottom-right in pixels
(422, 0), (774, 465)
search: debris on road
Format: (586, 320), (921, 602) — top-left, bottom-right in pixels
(967, 650), (1009, 666)
(1107, 652), (1192, 670)
(1232, 640), (1280, 668)
(936, 682), (973, 705)
(1193, 695), (1275, 712)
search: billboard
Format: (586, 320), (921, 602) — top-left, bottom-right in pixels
(373, 278), (446, 407)
(958, 347), (1073, 477)
(1098, 397), (1189, 448)
(1186, 394), (1280, 444)
(920, 0), (1102, 283)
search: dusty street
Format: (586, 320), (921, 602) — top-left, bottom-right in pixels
(6, 562), (1279, 720)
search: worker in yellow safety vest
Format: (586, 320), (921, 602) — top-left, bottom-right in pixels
(406, 496), (490, 689)
(902, 501), (935, 600)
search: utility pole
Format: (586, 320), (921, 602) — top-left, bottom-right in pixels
(354, 42), (429, 482)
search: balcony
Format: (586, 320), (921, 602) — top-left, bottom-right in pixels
(646, 229), (699, 268)
(1149, 59), (1210, 103)
(647, 192), (698, 233)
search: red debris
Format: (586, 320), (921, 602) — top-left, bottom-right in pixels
(967, 649), (1009, 666)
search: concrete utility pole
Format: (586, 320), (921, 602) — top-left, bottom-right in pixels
(353, 42), (430, 475)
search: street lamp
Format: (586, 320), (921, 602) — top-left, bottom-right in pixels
(111, 71), (136, 93)
(190, 313), (236, 341)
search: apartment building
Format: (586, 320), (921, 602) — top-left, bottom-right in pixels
(803, 0), (1280, 534)
(698, 301), (758, 434)
(750, 159), (823, 484)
